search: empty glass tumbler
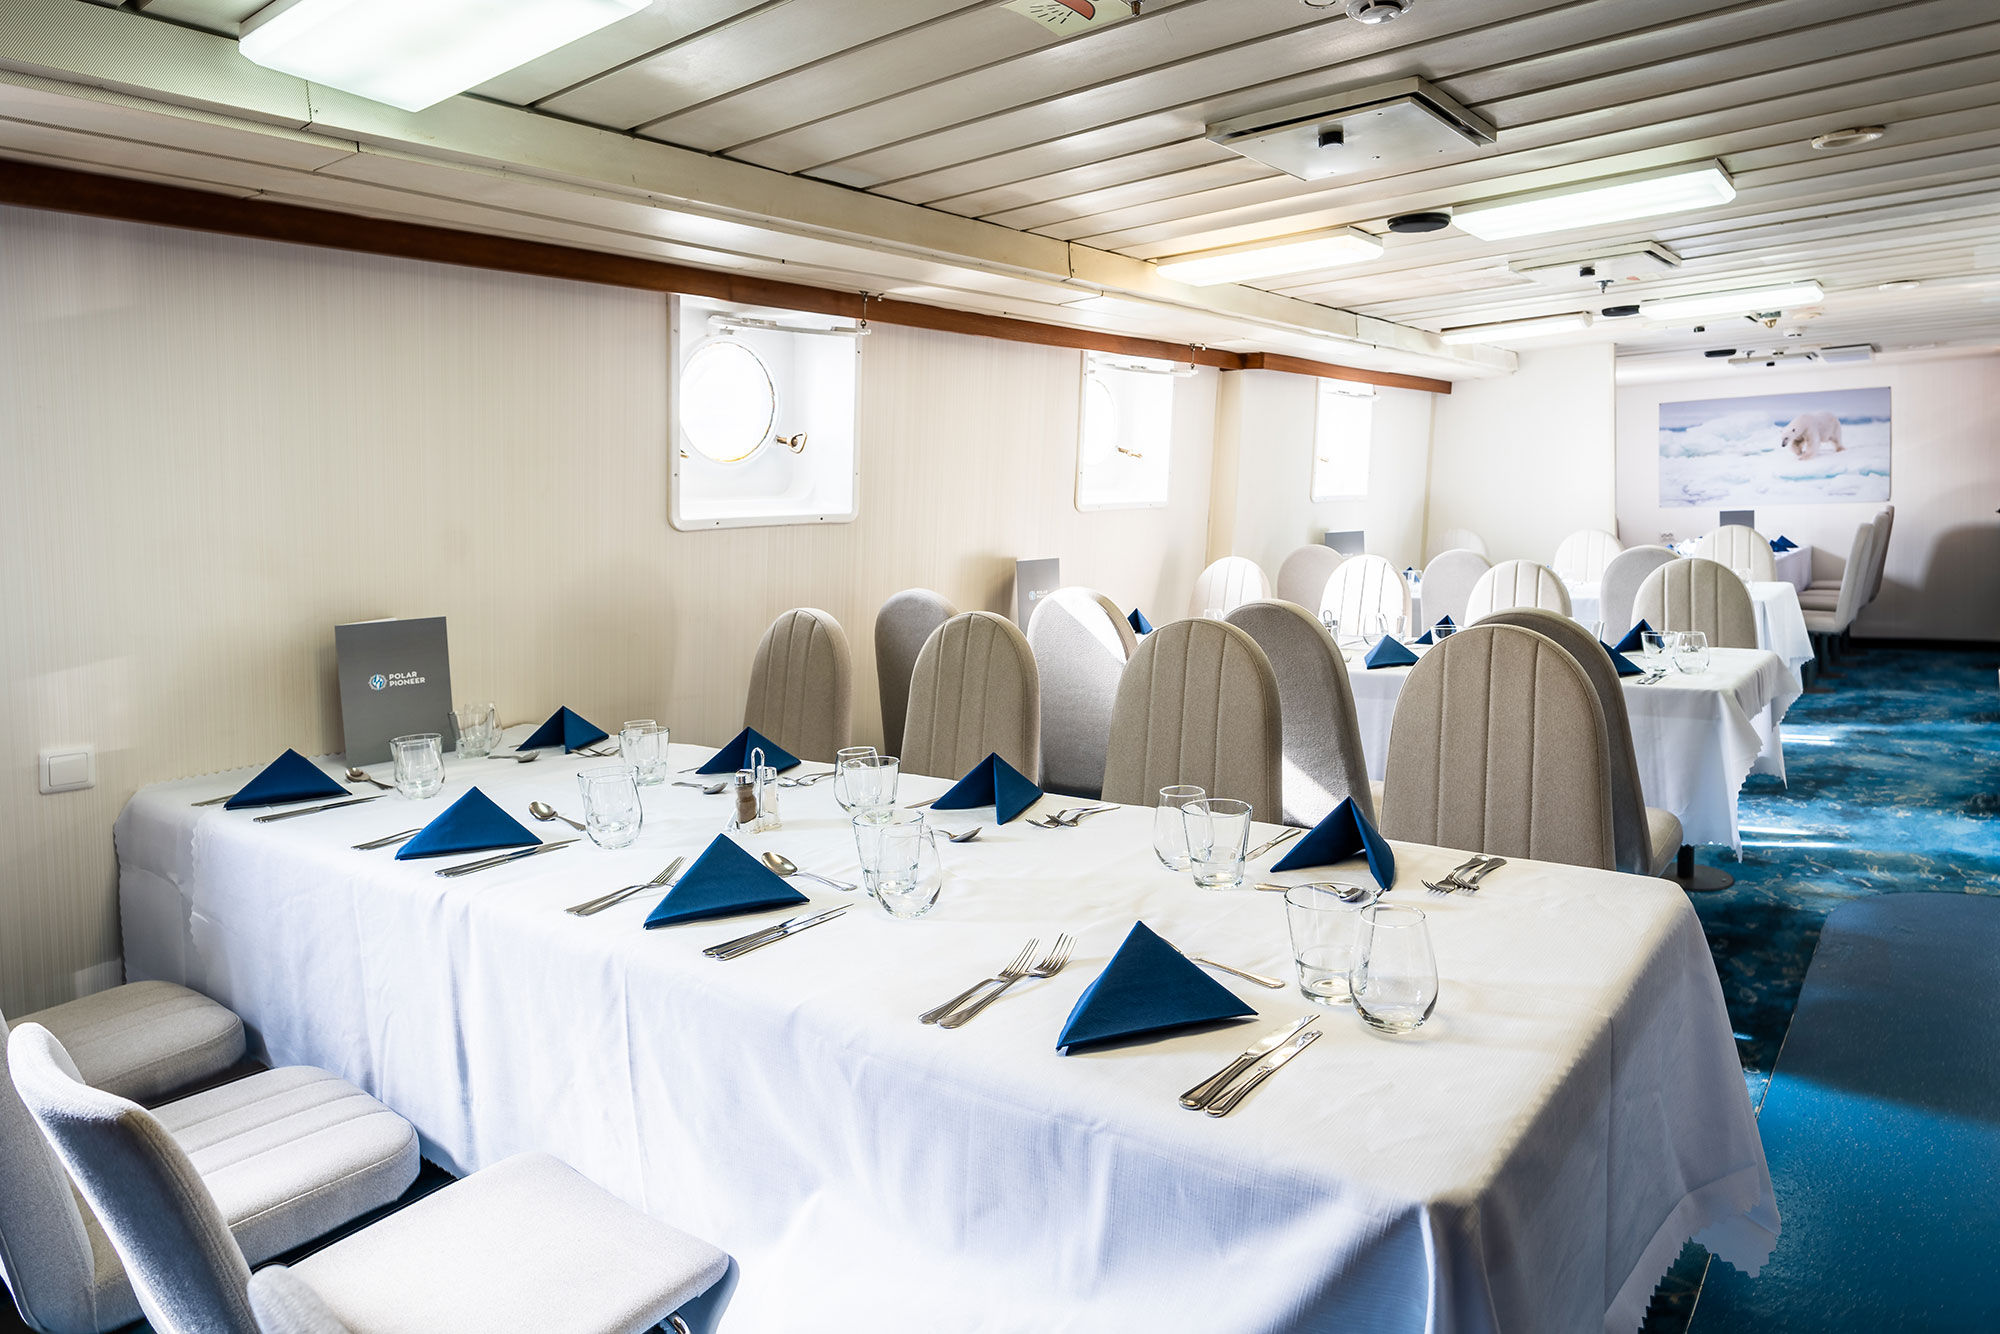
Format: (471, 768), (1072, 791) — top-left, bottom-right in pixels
(1182, 797), (1253, 889)
(832, 746), (879, 812)
(853, 808), (941, 918)
(839, 753), (900, 813)
(1640, 631), (1670, 667)
(452, 703), (498, 759)
(578, 766), (643, 850)
(1284, 883), (1376, 1006)
(1672, 630), (1711, 674)
(390, 733), (445, 800)
(1348, 903), (1439, 1033)
(1152, 785), (1206, 871)
(620, 721), (669, 786)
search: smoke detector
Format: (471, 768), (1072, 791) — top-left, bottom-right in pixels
(1343, 0), (1414, 21)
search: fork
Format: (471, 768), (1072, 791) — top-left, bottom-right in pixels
(1455, 857), (1506, 893)
(1029, 804), (1114, 829)
(919, 940), (1037, 1024)
(937, 935), (1075, 1028)
(1423, 854), (1493, 895)
(566, 857), (684, 916)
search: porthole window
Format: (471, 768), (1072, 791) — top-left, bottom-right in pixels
(1074, 352), (1178, 511)
(679, 337), (776, 464)
(1080, 374), (1120, 464)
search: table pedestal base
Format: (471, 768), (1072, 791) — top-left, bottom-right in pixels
(1667, 845), (1734, 892)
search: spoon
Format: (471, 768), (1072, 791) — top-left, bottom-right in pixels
(760, 851), (856, 893)
(344, 768), (395, 791)
(492, 751), (539, 763)
(1254, 881), (1372, 901)
(674, 780), (728, 794)
(940, 826), (982, 843)
(528, 801), (587, 832)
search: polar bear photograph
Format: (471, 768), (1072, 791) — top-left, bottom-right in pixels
(1658, 386), (1890, 506)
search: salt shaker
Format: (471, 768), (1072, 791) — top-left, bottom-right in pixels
(732, 768), (757, 829)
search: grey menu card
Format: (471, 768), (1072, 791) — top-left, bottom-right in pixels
(1014, 558), (1060, 626)
(1720, 509), (1755, 529)
(1323, 530), (1367, 555)
(335, 617), (454, 765)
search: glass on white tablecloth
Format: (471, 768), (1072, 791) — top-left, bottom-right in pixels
(452, 703), (498, 759)
(840, 753), (898, 812)
(1673, 631), (1711, 674)
(831, 746), (877, 812)
(1349, 904), (1438, 1033)
(620, 721), (668, 786)
(1285, 883), (1375, 1006)
(853, 808), (941, 918)
(1182, 797), (1252, 889)
(578, 766), (643, 849)
(1152, 785), (1205, 870)
(390, 733), (445, 800)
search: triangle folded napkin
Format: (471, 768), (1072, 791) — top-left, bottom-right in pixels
(1270, 796), (1396, 890)
(1128, 608), (1154, 635)
(1613, 620), (1657, 654)
(396, 788), (539, 860)
(1413, 615), (1456, 646)
(224, 750), (350, 810)
(1363, 636), (1419, 669)
(930, 752), (1043, 824)
(1057, 922), (1256, 1053)
(1771, 535), (1798, 551)
(644, 835), (808, 928)
(695, 727), (803, 775)
(1599, 642), (1646, 677)
(518, 707), (610, 754)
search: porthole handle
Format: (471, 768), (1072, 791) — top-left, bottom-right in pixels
(779, 432), (808, 454)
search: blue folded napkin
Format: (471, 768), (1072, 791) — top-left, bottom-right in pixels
(395, 787), (539, 860)
(1771, 535), (1798, 552)
(223, 749), (349, 810)
(930, 752), (1043, 824)
(643, 835), (808, 928)
(1613, 620), (1657, 654)
(1599, 642), (1645, 677)
(1363, 635), (1419, 669)
(695, 726), (802, 776)
(1128, 608), (1154, 635)
(518, 706), (609, 754)
(1413, 615), (1456, 646)
(1271, 796), (1396, 890)
(1057, 922), (1256, 1053)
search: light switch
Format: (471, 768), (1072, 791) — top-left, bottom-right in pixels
(39, 748), (94, 794)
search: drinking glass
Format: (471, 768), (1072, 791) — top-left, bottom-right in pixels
(577, 766), (643, 850)
(1348, 903), (1439, 1033)
(853, 808), (942, 917)
(840, 753), (899, 812)
(619, 721), (669, 786)
(1372, 613), (1407, 642)
(1640, 631), (1669, 667)
(389, 733), (445, 800)
(1181, 797), (1253, 889)
(1673, 630), (1711, 674)
(1152, 785), (1206, 870)
(1284, 883), (1376, 1006)
(831, 745), (878, 812)
(451, 703), (497, 758)
(1203, 606), (1225, 620)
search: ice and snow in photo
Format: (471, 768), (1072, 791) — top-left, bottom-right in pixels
(1658, 386), (1891, 506)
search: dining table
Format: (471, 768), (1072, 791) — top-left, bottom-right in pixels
(1563, 580), (1815, 686)
(115, 731), (1776, 1334)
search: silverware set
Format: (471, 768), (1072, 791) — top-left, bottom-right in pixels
(1422, 855), (1506, 895)
(567, 857), (684, 916)
(435, 839), (578, 878)
(1632, 669), (1669, 686)
(352, 827), (420, 851)
(701, 906), (848, 959)
(344, 767), (394, 790)
(918, 936), (1075, 1027)
(777, 771), (835, 788)
(1027, 804), (1114, 829)
(1245, 827), (1304, 860)
(1179, 1018), (1320, 1117)
(1169, 942), (1286, 989)
(252, 796), (382, 823)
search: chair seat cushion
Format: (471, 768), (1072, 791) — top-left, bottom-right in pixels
(18, 981), (244, 1103)
(1646, 807), (1683, 878)
(155, 1066), (419, 1264)
(1796, 589), (1839, 611)
(293, 1152), (727, 1334)
(1802, 610), (1843, 634)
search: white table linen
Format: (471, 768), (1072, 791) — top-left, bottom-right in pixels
(1772, 543), (1812, 593)
(117, 737), (1776, 1334)
(1566, 582), (1814, 685)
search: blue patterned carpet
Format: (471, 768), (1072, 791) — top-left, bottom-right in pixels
(1642, 643), (2000, 1332)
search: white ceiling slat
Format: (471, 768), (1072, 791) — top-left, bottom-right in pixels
(133, 1), (264, 35)
(473, 1), (775, 108)
(927, 138), (1231, 219)
(983, 158), (1276, 233)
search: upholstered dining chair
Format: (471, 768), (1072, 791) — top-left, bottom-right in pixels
(1598, 545), (1678, 637)
(1101, 618), (1283, 821)
(1223, 601), (1374, 827)
(901, 611), (1041, 780)
(1633, 559), (1757, 650)
(1865, 506), (1893, 604)
(1478, 610), (1681, 877)
(1801, 521), (1879, 646)
(1692, 524), (1777, 583)
(1274, 545), (1344, 612)
(1026, 587), (1136, 798)
(873, 589), (956, 756)
(1186, 556), (1271, 618)
(1381, 624), (1618, 873)
(743, 608), (852, 763)
(1319, 554), (1411, 639)
(8, 1025), (727, 1334)
(1551, 528), (1624, 586)
(1426, 526), (1487, 561)
(5, 979), (243, 1105)
(1804, 508), (1893, 613)
(1464, 560), (1573, 622)
(1417, 549), (1490, 630)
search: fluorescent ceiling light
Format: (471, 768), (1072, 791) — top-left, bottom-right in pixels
(1156, 227), (1383, 286)
(1637, 281), (1824, 321)
(239, 0), (648, 112)
(1438, 312), (1593, 345)
(1453, 163), (1735, 241)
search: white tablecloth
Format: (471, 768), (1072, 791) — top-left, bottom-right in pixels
(1772, 544), (1813, 593)
(115, 736), (1776, 1334)
(1566, 583), (1814, 685)
(1344, 646), (1799, 852)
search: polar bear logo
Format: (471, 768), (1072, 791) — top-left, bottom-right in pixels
(1778, 410), (1844, 460)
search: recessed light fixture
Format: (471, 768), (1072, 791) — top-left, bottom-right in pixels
(1437, 312), (1593, 345)
(1155, 227), (1383, 285)
(1810, 126), (1886, 150)
(239, 0), (648, 112)
(1637, 281), (1824, 321)
(1452, 162), (1735, 241)
(1878, 279), (1921, 292)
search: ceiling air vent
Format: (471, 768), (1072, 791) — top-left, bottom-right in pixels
(1514, 244), (1682, 288)
(1817, 344), (1878, 364)
(1206, 77), (1494, 182)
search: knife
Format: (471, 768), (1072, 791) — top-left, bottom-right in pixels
(1205, 1029), (1323, 1118)
(192, 794), (235, 807)
(697, 910), (816, 952)
(708, 907), (847, 960)
(252, 796), (380, 823)
(1246, 827), (1304, 859)
(434, 839), (578, 878)
(352, 828), (421, 851)
(1179, 1017), (1312, 1110)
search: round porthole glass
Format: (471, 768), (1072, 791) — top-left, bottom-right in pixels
(680, 338), (776, 464)
(1080, 374), (1120, 463)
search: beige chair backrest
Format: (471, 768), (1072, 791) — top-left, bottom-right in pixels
(1825, 522), (1879, 632)
(901, 612), (1040, 780)
(1692, 525), (1777, 582)
(874, 589), (956, 756)
(1633, 558), (1757, 649)
(1599, 545), (1678, 637)
(1552, 529), (1624, 585)
(1026, 587), (1136, 798)
(1224, 600), (1375, 827)
(1381, 624), (1617, 871)
(1320, 554), (1412, 636)
(1465, 560), (1573, 622)
(1427, 526), (1487, 561)
(1187, 557), (1271, 618)
(743, 608), (852, 763)
(1275, 545), (1344, 611)
(1477, 610), (1652, 876)
(1864, 508), (1893, 604)
(1101, 619), (1282, 822)
(1417, 549), (1490, 630)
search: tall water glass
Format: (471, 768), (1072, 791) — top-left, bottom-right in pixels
(853, 808), (942, 917)
(577, 766), (643, 849)
(841, 753), (900, 812)
(1285, 883), (1376, 1006)
(1640, 631), (1669, 668)
(1373, 613), (1407, 643)
(832, 745), (878, 812)
(1673, 630), (1711, 674)
(452, 703), (498, 758)
(620, 721), (669, 786)
(1182, 797), (1253, 889)
(1152, 785), (1205, 870)
(389, 733), (445, 800)
(1348, 903), (1439, 1033)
